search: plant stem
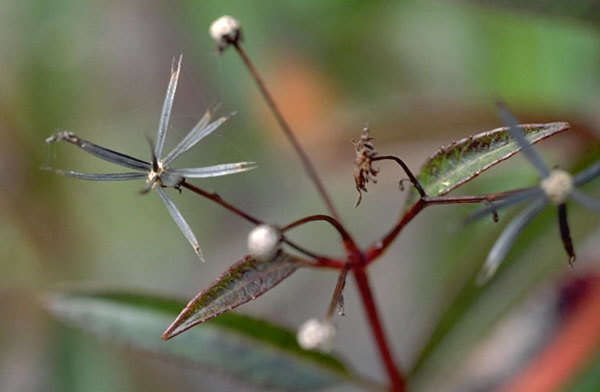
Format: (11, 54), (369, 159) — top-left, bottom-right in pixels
(366, 187), (536, 263)
(182, 181), (262, 225)
(282, 214), (355, 244)
(372, 155), (426, 197)
(281, 237), (345, 269)
(326, 265), (350, 319)
(354, 267), (406, 391)
(232, 42), (341, 221)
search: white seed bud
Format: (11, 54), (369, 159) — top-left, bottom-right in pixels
(247, 224), (281, 262)
(297, 318), (335, 351)
(540, 169), (573, 205)
(209, 15), (241, 52)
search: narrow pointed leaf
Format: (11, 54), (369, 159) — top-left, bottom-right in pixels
(169, 162), (257, 179)
(155, 55), (182, 159)
(405, 122), (569, 209)
(155, 187), (204, 262)
(477, 197), (547, 284)
(162, 115), (228, 166)
(44, 290), (354, 390)
(571, 189), (600, 213)
(163, 253), (302, 339)
(42, 167), (146, 181)
(46, 131), (151, 171)
(496, 103), (551, 178)
(574, 160), (600, 186)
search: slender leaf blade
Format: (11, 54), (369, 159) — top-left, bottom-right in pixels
(44, 290), (351, 391)
(163, 252), (301, 339)
(405, 122), (569, 207)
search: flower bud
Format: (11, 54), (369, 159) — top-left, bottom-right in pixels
(297, 318), (335, 351)
(540, 169), (573, 204)
(209, 15), (241, 52)
(247, 224), (281, 262)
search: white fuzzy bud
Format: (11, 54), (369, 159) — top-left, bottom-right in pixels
(209, 15), (241, 52)
(297, 318), (335, 351)
(540, 169), (573, 205)
(247, 224), (281, 262)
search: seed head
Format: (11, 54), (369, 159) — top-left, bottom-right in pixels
(540, 169), (573, 205)
(209, 15), (242, 52)
(247, 224), (281, 262)
(297, 318), (335, 351)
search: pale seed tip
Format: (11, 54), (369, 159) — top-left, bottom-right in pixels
(45, 131), (74, 143)
(540, 169), (573, 205)
(297, 318), (335, 351)
(247, 224), (281, 262)
(209, 15), (241, 52)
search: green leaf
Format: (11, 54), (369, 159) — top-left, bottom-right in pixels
(407, 150), (600, 391)
(163, 252), (302, 339)
(405, 122), (569, 208)
(44, 290), (353, 391)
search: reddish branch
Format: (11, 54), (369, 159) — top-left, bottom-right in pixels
(182, 181), (262, 225)
(365, 188), (535, 263)
(354, 267), (406, 391)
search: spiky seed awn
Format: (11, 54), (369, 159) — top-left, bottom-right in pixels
(44, 55), (257, 262)
(472, 103), (600, 284)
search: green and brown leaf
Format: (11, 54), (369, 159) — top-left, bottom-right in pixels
(405, 122), (569, 208)
(163, 252), (303, 340)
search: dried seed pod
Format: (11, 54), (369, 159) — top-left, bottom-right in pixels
(352, 126), (379, 206)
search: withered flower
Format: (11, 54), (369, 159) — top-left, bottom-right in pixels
(353, 126), (379, 207)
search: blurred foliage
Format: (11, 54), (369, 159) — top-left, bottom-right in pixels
(45, 291), (354, 390)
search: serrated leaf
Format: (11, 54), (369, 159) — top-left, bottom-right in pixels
(44, 290), (353, 391)
(163, 252), (302, 340)
(405, 122), (569, 207)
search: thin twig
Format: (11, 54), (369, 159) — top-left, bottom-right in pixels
(325, 265), (350, 318)
(232, 42), (341, 221)
(372, 155), (426, 197)
(366, 187), (536, 264)
(281, 214), (353, 243)
(181, 181), (262, 225)
(281, 237), (345, 269)
(281, 214), (361, 259)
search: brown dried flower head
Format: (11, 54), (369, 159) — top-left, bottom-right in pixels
(352, 126), (379, 207)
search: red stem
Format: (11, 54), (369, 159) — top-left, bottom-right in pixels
(182, 181), (262, 225)
(282, 214), (359, 256)
(354, 267), (406, 391)
(366, 188), (534, 263)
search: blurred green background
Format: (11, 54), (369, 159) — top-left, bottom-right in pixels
(2, 1), (600, 391)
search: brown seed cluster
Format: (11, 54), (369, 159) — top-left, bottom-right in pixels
(353, 126), (379, 207)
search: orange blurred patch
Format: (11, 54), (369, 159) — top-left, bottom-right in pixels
(250, 51), (337, 147)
